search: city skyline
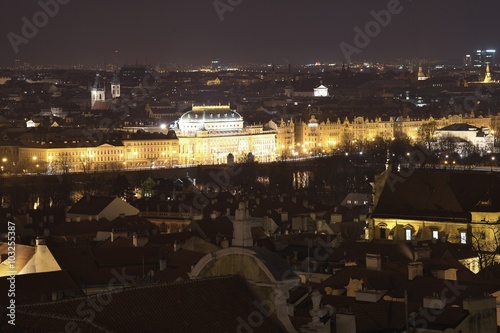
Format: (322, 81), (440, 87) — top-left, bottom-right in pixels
(2, 0), (500, 67)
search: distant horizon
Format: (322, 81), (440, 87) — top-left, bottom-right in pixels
(2, 0), (500, 68)
(0, 57), (484, 71)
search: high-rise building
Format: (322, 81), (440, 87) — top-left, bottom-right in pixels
(211, 59), (221, 71)
(468, 49), (496, 67)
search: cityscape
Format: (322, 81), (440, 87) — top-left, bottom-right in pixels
(3, 1), (500, 333)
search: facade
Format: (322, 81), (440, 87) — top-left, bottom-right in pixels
(435, 123), (494, 154)
(3, 108), (497, 174)
(122, 131), (179, 169)
(370, 170), (500, 273)
(313, 84), (329, 97)
(175, 105), (277, 164)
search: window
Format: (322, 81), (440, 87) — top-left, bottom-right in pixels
(432, 230), (439, 240)
(405, 229), (412, 241)
(460, 231), (467, 244)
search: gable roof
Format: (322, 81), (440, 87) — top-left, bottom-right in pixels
(67, 196), (117, 216)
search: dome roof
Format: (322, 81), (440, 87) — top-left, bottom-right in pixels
(179, 105), (242, 124)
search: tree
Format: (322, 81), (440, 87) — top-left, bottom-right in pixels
(140, 177), (156, 198)
(51, 153), (71, 174)
(418, 121), (437, 150)
(470, 223), (500, 277)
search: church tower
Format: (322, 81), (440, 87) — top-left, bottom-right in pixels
(417, 65), (428, 81)
(111, 71), (121, 98)
(90, 74), (105, 108)
(484, 63), (492, 83)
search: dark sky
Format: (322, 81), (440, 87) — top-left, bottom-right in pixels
(1, 0), (500, 67)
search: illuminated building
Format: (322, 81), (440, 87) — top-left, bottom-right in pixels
(175, 105), (277, 164)
(90, 74), (105, 108)
(18, 132), (179, 173)
(470, 49), (496, 67)
(122, 131), (178, 169)
(313, 84), (329, 97)
(293, 113), (492, 151)
(484, 63), (493, 83)
(417, 65), (430, 81)
(269, 119), (295, 159)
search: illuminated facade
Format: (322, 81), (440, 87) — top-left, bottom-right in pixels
(175, 105), (277, 164)
(292, 114), (492, 152)
(18, 133), (179, 173)
(7, 109), (495, 174)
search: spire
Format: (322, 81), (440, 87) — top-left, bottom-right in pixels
(484, 63), (492, 83)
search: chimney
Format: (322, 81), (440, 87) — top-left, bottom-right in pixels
(132, 233), (138, 247)
(221, 237), (229, 249)
(408, 261), (423, 280)
(366, 254), (381, 271)
(173, 241), (180, 252)
(111, 229), (115, 242)
(159, 257), (167, 271)
(35, 237), (46, 246)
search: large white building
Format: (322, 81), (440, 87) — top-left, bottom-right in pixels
(175, 105), (277, 165)
(435, 123), (494, 154)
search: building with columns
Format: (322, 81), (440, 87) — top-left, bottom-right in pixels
(175, 105), (277, 165)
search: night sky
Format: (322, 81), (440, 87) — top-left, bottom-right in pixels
(1, 0), (500, 67)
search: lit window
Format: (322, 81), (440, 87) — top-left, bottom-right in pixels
(432, 230), (438, 240)
(405, 229), (412, 241)
(460, 231), (467, 244)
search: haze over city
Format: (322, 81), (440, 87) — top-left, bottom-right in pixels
(2, 0), (500, 67)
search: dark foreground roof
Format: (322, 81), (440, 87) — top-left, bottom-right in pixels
(373, 170), (500, 221)
(2, 275), (286, 333)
